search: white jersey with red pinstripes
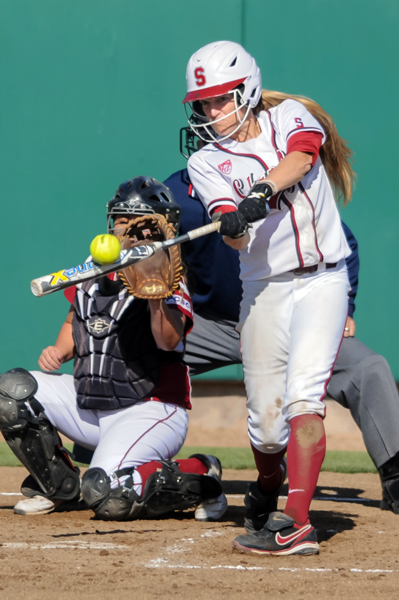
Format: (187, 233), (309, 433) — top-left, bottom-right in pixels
(187, 99), (351, 281)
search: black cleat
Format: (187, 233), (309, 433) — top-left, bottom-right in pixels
(233, 511), (319, 556)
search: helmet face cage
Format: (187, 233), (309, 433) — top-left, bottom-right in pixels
(107, 177), (181, 234)
(184, 86), (251, 143)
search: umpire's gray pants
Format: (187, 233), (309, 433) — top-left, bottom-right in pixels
(185, 311), (399, 469)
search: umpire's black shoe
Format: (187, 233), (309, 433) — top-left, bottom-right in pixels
(379, 454), (399, 514)
(233, 511), (319, 556)
(244, 459), (287, 533)
(380, 478), (399, 514)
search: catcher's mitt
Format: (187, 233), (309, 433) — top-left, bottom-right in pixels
(116, 214), (183, 299)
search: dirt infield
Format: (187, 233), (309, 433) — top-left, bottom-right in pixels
(0, 468), (398, 600)
(1, 394), (398, 599)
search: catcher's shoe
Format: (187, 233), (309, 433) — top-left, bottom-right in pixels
(233, 511), (319, 556)
(190, 454), (228, 521)
(14, 495), (64, 515)
(244, 458), (287, 533)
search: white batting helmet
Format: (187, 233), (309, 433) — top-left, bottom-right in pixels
(183, 40), (262, 106)
(182, 41), (262, 142)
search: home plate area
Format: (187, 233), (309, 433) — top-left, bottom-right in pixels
(1, 468), (399, 599)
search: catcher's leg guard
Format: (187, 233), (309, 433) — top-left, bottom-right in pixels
(81, 467), (144, 521)
(142, 460), (223, 518)
(0, 368), (80, 501)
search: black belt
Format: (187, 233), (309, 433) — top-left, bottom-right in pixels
(291, 262), (337, 276)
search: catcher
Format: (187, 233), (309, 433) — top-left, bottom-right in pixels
(0, 176), (227, 522)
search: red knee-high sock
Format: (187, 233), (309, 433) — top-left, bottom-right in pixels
(135, 461), (162, 493)
(136, 458), (207, 494)
(284, 413), (326, 525)
(251, 444), (286, 494)
(176, 458), (208, 475)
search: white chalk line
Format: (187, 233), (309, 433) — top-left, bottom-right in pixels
(1, 541), (128, 550)
(144, 561), (399, 574)
(2, 532), (222, 554)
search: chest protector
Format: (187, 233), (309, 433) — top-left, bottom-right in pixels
(73, 277), (159, 410)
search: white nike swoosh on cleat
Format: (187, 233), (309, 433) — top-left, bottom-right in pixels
(275, 524), (312, 546)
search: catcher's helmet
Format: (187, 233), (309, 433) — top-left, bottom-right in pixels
(182, 41), (262, 142)
(107, 176), (181, 232)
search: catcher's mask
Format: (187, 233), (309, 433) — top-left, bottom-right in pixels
(179, 114), (216, 159)
(107, 176), (181, 234)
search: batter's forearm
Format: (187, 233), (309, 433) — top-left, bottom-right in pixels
(260, 151), (313, 192)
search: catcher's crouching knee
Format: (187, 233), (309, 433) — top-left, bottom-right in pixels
(81, 467), (143, 521)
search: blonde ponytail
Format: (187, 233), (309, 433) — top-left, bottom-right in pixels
(257, 91), (356, 205)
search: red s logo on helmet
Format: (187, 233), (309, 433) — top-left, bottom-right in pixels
(194, 67), (206, 86)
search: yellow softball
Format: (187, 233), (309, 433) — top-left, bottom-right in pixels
(90, 234), (121, 265)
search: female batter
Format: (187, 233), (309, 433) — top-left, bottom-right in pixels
(0, 176), (227, 522)
(183, 41), (355, 555)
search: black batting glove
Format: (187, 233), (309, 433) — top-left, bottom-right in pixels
(213, 210), (249, 238)
(238, 182), (273, 223)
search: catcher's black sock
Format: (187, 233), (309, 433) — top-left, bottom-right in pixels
(251, 444), (286, 494)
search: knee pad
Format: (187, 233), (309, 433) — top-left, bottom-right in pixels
(0, 368), (38, 431)
(0, 368), (80, 501)
(81, 467), (143, 521)
(142, 460), (222, 518)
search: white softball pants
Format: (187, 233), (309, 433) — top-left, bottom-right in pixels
(238, 260), (350, 453)
(30, 371), (188, 493)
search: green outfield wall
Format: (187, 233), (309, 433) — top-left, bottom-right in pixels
(1, 0), (398, 380)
